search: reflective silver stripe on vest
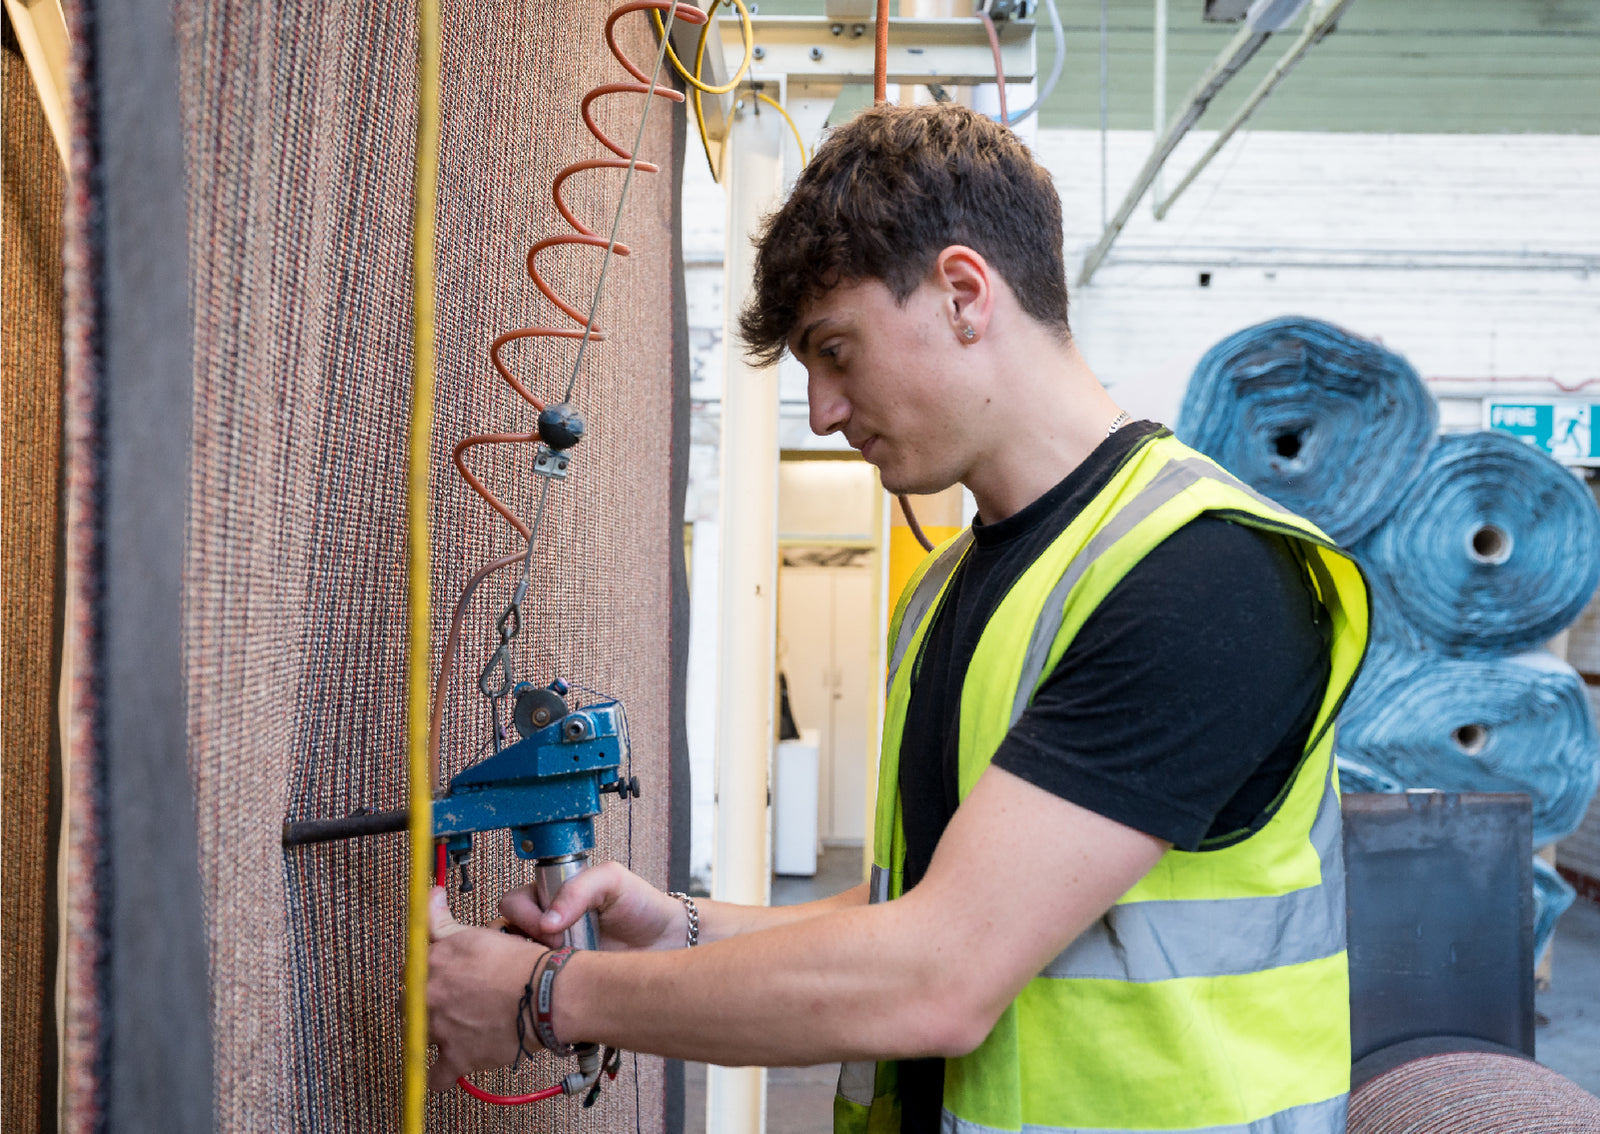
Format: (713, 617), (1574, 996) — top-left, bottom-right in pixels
(888, 530), (975, 691)
(837, 1059), (877, 1107)
(1043, 754), (1344, 983)
(939, 1092), (1348, 1134)
(1011, 457), (1298, 726)
(868, 863), (890, 905)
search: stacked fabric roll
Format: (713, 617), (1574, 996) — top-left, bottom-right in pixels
(1176, 315), (1438, 544)
(1178, 316), (1600, 964)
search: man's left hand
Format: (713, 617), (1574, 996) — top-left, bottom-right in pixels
(426, 887), (546, 1091)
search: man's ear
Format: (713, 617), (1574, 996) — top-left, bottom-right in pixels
(934, 246), (994, 343)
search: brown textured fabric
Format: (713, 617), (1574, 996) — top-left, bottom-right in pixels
(170, 1), (678, 1130)
(2, 25), (65, 1134)
(1350, 1052), (1600, 1133)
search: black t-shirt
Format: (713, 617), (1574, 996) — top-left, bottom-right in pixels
(894, 422), (1331, 1133)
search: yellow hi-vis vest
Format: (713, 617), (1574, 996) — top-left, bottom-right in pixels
(834, 432), (1369, 1134)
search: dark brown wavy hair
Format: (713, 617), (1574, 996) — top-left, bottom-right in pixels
(737, 102), (1071, 366)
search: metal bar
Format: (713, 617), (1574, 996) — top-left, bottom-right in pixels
(282, 811), (410, 847)
(1153, 0), (1354, 220)
(1100, 244), (1597, 273)
(1099, 0), (1109, 227)
(1076, 22), (1271, 286)
(719, 15), (1035, 86)
(1152, 0), (1166, 207)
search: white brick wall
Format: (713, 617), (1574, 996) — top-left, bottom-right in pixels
(1037, 129), (1600, 427)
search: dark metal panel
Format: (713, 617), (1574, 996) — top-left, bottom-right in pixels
(90, 0), (215, 1127)
(1343, 791), (1535, 1064)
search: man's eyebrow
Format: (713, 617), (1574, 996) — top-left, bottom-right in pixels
(794, 317), (835, 358)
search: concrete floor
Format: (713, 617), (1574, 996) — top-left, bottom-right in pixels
(1536, 895), (1600, 1093)
(684, 846), (866, 1134)
(684, 849), (1600, 1132)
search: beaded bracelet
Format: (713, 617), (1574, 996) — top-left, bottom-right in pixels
(667, 891), (699, 948)
(534, 946), (578, 1056)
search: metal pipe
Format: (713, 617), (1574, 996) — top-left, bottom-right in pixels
(1152, 0), (1166, 208)
(1153, 0), (1355, 220)
(535, 854), (601, 951)
(1098, 245), (1597, 273)
(282, 810), (408, 846)
(1099, 0), (1109, 227)
(1077, 21), (1271, 285)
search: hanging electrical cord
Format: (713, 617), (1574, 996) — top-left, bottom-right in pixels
(649, 0), (755, 181)
(864, 0), (939, 552)
(975, 0), (1063, 127)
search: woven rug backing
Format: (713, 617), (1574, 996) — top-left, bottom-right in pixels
(2, 24), (65, 1134)
(174, 1), (678, 1129)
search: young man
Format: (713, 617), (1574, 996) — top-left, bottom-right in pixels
(428, 103), (1368, 1134)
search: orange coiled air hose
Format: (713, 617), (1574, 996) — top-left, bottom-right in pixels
(437, 1), (703, 1106)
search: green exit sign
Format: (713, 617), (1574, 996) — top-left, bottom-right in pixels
(1485, 400), (1600, 466)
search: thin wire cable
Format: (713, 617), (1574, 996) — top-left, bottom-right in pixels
(404, 0), (441, 1127)
(994, 0), (1064, 126)
(507, 0), (686, 602)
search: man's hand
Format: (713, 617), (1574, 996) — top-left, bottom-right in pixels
(499, 861), (687, 951)
(426, 887), (546, 1091)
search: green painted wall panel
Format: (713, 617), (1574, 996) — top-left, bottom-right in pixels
(745, 0), (1600, 133)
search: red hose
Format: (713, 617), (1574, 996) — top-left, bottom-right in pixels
(437, 842), (569, 1104)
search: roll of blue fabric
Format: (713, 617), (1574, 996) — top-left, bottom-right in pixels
(1354, 431), (1600, 657)
(1336, 651), (1600, 849)
(1532, 854), (1576, 966)
(1176, 316), (1437, 544)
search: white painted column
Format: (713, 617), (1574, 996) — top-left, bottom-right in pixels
(687, 518), (722, 886)
(707, 94), (785, 1134)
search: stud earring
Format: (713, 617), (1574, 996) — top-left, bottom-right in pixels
(961, 325), (977, 341)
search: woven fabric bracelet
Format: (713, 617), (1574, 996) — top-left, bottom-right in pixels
(667, 891), (699, 948)
(512, 949), (552, 1069)
(534, 946), (578, 1056)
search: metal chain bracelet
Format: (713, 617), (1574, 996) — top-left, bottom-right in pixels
(667, 891), (699, 948)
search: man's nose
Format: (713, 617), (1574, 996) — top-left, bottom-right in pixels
(808, 372), (848, 437)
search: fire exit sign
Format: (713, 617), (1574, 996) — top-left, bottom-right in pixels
(1484, 400), (1600, 466)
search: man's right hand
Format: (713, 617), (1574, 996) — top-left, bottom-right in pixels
(500, 861), (688, 952)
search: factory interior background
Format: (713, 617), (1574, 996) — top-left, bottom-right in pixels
(3, 0), (1600, 1130)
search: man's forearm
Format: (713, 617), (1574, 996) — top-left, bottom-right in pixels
(551, 890), (977, 1067)
(693, 880), (868, 945)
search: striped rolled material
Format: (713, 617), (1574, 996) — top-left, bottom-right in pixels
(1349, 1050), (1600, 1133)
